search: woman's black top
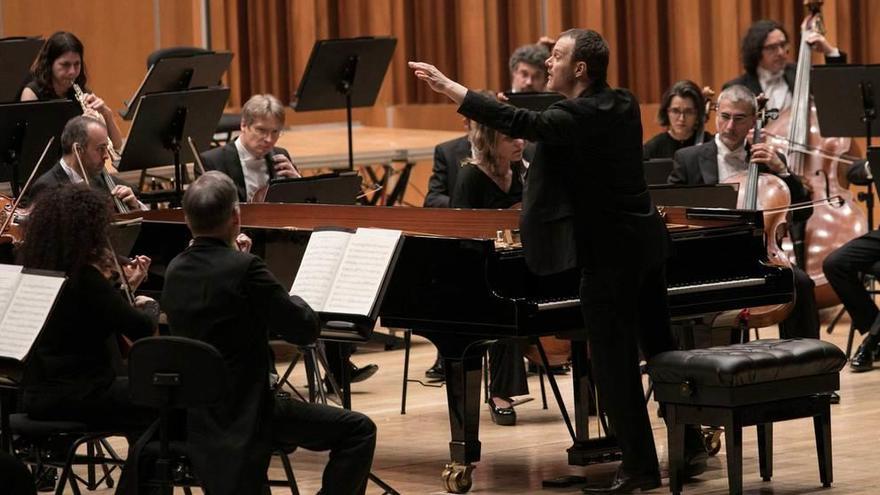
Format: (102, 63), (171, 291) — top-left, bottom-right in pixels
(451, 161), (524, 209)
(643, 130), (713, 160)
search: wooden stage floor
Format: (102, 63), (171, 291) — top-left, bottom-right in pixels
(84, 312), (878, 494)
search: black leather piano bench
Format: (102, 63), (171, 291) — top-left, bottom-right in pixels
(647, 338), (846, 495)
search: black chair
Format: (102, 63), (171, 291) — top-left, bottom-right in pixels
(128, 336), (299, 494)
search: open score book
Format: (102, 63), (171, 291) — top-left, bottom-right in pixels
(289, 228), (403, 319)
(0, 265), (65, 361)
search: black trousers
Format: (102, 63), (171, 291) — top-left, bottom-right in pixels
(823, 230), (880, 335)
(488, 340), (529, 398)
(580, 262), (674, 476)
(779, 265), (820, 339)
(273, 396), (376, 494)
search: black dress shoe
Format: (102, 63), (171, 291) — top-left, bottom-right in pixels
(350, 363), (378, 383)
(425, 357), (445, 380)
(582, 467), (661, 494)
(851, 336), (877, 372)
(488, 397), (516, 426)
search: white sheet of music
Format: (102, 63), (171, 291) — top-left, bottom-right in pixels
(0, 264), (23, 319)
(289, 230), (352, 312)
(0, 271), (64, 361)
(323, 228), (401, 316)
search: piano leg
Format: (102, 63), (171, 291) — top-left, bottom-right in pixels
(414, 331), (488, 493)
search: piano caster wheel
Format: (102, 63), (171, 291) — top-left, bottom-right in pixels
(703, 428), (722, 456)
(442, 462), (474, 493)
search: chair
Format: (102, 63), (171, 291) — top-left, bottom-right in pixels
(128, 336), (299, 494)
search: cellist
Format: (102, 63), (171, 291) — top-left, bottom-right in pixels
(668, 85), (819, 340)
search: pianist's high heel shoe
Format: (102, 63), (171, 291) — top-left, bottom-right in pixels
(488, 397), (516, 426)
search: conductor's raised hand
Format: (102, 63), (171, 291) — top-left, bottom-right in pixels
(408, 61), (467, 104)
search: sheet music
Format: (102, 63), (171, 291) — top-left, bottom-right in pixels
(324, 228), (401, 316)
(0, 273), (64, 361)
(289, 230), (352, 312)
(0, 264), (23, 319)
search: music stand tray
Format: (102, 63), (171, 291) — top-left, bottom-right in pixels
(120, 52), (233, 120)
(503, 91), (565, 111)
(293, 36), (397, 171)
(811, 64), (880, 138)
(649, 184), (738, 209)
(264, 172), (362, 205)
(0, 100), (80, 193)
(118, 87), (229, 204)
(0, 37), (43, 103)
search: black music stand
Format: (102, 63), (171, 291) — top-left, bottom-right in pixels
(649, 184), (738, 208)
(503, 91), (565, 111)
(812, 64), (880, 228)
(292, 37), (397, 171)
(263, 172), (362, 204)
(119, 52), (233, 120)
(0, 100), (80, 195)
(117, 88), (229, 205)
(643, 158), (674, 186)
(0, 37), (43, 103)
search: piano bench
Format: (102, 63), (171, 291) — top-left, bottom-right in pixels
(647, 338), (846, 495)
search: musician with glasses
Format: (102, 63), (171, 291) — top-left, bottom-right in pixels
(643, 80), (713, 160)
(200, 94), (300, 203)
(669, 85), (820, 341)
(723, 17), (845, 112)
(20, 31), (124, 154)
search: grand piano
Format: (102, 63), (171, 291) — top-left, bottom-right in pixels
(123, 202), (793, 493)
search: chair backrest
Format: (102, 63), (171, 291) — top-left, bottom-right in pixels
(128, 336), (228, 409)
(146, 46), (212, 69)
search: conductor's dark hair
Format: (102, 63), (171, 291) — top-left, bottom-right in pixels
(60, 116), (104, 155)
(559, 28), (609, 84)
(657, 80), (706, 127)
(741, 20), (788, 76)
(20, 184), (112, 275)
(29, 31), (89, 99)
(183, 171), (239, 234)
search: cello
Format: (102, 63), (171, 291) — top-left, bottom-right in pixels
(763, 0), (867, 308)
(723, 99), (795, 327)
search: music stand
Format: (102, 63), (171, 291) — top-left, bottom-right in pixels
(119, 52), (233, 120)
(0, 100), (80, 195)
(649, 184), (738, 208)
(292, 37), (397, 171)
(812, 64), (880, 228)
(0, 37), (43, 103)
(117, 87), (229, 205)
(643, 158), (674, 186)
(264, 172), (362, 204)
(503, 91), (565, 111)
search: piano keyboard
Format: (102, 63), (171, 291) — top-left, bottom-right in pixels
(534, 277), (767, 311)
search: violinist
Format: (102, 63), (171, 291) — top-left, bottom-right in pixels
(18, 184), (156, 494)
(823, 158), (880, 372)
(643, 80), (713, 160)
(200, 94), (300, 202)
(669, 85), (819, 340)
(723, 17), (845, 112)
(27, 116), (145, 210)
(20, 31), (124, 154)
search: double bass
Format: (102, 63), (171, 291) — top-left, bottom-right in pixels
(764, 0), (867, 307)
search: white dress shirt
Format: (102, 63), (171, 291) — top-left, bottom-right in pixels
(715, 135), (749, 182)
(757, 66), (791, 112)
(234, 138), (270, 202)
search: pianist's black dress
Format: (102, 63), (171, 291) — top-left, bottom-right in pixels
(452, 161), (528, 401)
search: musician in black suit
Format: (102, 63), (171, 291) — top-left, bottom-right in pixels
(670, 85), (819, 341)
(28, 116), (145, 210)
(411, 29), (706, 493)
(200, 94), (300, 203)
(161, 171), (376, 495)
(424, 133), (471, 208)
(823, 158), (880, 372)
(722, 17), (845, 111)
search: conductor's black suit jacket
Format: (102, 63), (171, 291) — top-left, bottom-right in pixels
(457, 86), (667, 276)
(161, 237), (319, 495)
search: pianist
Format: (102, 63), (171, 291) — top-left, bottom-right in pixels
(669, 85), (819, 340)
(410, 29), (708, 493)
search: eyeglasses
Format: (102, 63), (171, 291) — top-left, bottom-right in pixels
(248, 125), (283, 139)
(717, 112), (754, 125)
(762, 41), (789, 53)
(667, 108), (696, 118)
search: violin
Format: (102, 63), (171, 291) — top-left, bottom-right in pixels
(0, 137), (57, 245)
